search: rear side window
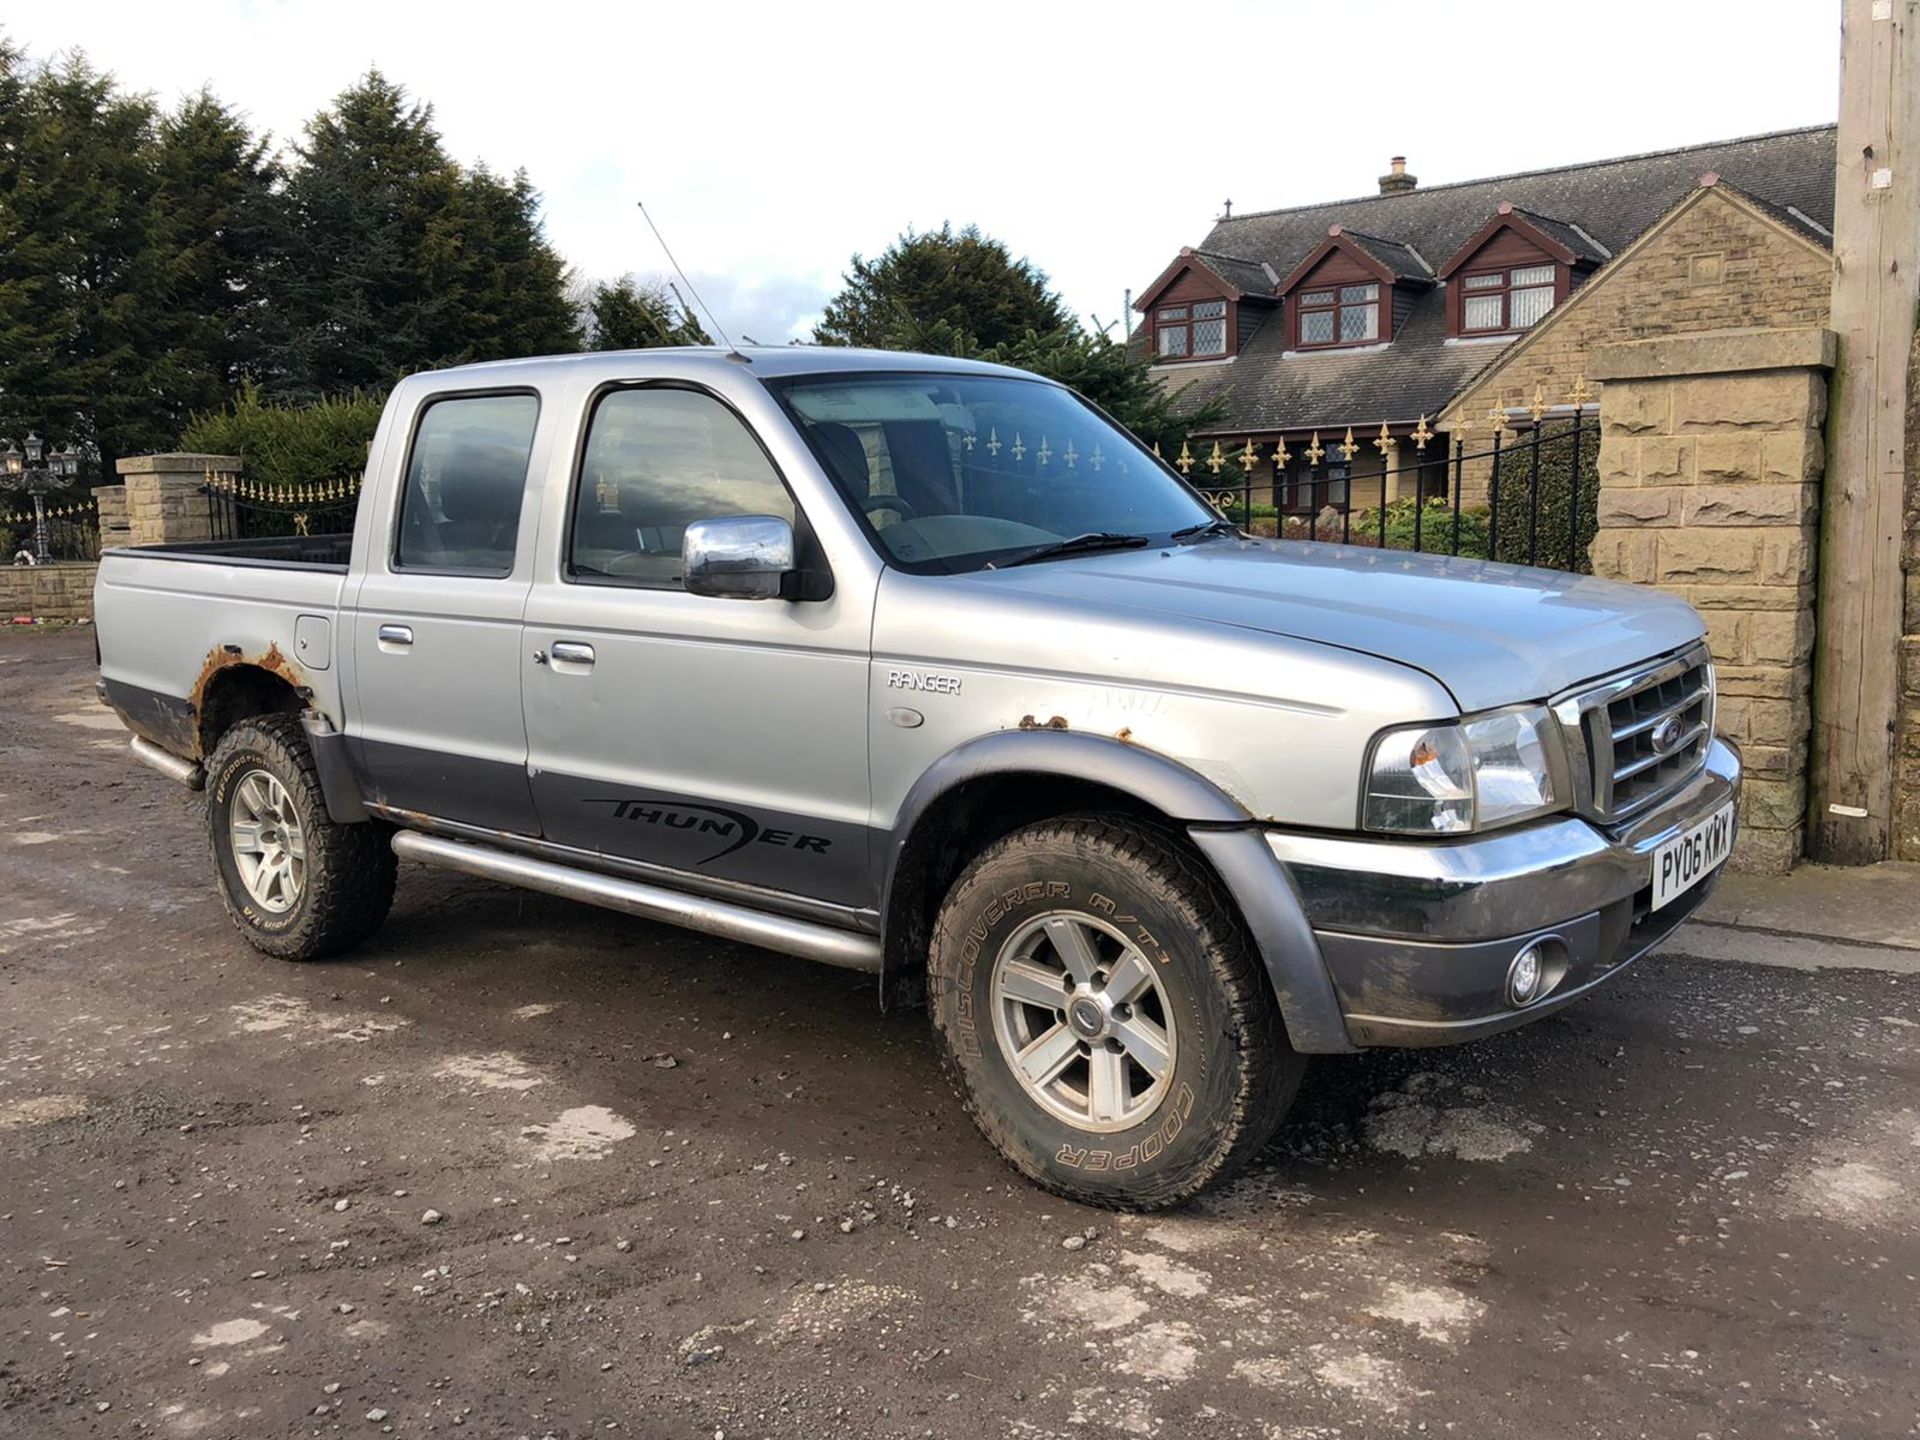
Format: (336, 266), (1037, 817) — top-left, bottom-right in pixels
(395, 392), (540, 574)
(568, 387), (793, 590)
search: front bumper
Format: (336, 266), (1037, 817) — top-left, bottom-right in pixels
(1268, 737), (1742, 1046)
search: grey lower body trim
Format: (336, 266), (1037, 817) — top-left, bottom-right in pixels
(103, 676), (199, 759)
(354, 737), (541, 836)
(391, 830), (883, 973)
(1187, 827), (1356, 1055)
(129, 735), (205, 791)
(301, 713), (369, 823)
(371, 804), (878, 935)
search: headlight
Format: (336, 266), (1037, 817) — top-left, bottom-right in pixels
(1364, 706), (1564, 835)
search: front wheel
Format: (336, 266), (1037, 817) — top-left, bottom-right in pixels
(928, 815), (1304, 1209)
(204, 714), (396, 961)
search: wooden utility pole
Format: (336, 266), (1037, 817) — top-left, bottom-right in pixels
(1810, 0), (1920, 864)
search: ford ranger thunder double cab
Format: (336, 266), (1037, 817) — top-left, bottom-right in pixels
(94, 347), (1740, 1208)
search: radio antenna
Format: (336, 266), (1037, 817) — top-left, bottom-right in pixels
(636, 200), (744, 361)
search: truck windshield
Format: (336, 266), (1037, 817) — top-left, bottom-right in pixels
(768, 372), (1215, 573)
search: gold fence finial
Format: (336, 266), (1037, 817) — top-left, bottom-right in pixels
(1411, 414), (1433, 451)
(1304, 431), (1325, 465)
(1237, 438), (1259, 472)
(1273, 434), (1292, 468)
(1176, 439), (1194, 474)
(1207, 440), (1225, 476)
(1338, 427), (1358, 461)
(1374, 422), (1393, 458)
(1528, 381), (1547, 424)
(1566, 374), (1592, 409)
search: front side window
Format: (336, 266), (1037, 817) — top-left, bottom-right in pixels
(569, 387), (793, 590)
(771, 372), (1213, 575)
(395, 392), (539, 574)
(1296, 283), (1380, 348)
(1460, 264), (1558, 333)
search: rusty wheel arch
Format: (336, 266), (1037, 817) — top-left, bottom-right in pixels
(190, 644), (310, 759)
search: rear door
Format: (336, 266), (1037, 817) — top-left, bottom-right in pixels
(349, 388), (546, 834)
(520, 383), (874, 909)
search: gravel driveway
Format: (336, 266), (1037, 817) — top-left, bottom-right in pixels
(3, 628), (1915, 1439)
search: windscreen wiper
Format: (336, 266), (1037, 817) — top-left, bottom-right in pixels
(1169, 517), (1239, 542)
(1001, 531), (1152, 568)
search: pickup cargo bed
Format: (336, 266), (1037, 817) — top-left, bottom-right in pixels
(124, 533), (354, 569)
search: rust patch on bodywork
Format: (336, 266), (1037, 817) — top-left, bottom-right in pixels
(1018, 714), (1070, 731)
(184, 642), (310, 756)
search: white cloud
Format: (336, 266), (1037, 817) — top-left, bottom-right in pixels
(11, 0), (1837, 343)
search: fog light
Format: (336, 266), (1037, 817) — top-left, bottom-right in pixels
(1508, 943), (1544, 1006)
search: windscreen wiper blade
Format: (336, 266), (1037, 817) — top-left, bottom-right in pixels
(1169, 517), (1239, 541)
(1001, 531), (1152, 568)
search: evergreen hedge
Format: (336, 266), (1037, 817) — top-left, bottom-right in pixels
(180, 383), (384, 492)
(1344, 498), (1493, 557)
(1489, 422), (1600, 572)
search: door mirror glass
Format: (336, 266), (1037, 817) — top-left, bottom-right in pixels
(683, 515), (795, 600)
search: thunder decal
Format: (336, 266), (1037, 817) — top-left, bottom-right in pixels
(583, 797), (832, 866)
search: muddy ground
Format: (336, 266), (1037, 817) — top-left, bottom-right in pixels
(2, 627), (1916, 1439)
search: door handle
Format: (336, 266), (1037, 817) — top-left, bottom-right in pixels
(549, 641), (596, 668)
(376, 623), (413, 647)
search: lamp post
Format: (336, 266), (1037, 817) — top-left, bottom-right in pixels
(1, 433), (83, 563)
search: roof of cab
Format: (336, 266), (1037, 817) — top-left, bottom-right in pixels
(399, 345), (1043, 390)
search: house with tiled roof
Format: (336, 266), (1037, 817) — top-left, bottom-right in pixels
(1136, 127), (1837, 514)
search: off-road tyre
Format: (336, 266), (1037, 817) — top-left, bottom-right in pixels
(204, 714), (396, 961)
(928, 814), (1304, 1209)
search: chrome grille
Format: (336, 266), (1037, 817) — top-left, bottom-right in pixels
(1556, 644), (1714, 825)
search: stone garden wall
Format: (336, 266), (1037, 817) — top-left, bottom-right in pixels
(1588, 326), (1835, 872)
(0, 562), (98, 622)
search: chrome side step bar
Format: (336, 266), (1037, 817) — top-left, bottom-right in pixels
(391, 830), (882, 973)
(130, 736), (205, 791)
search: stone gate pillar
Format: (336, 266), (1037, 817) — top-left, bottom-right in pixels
(114, 453), (241, 548)
(1588, 326), (1836, 873)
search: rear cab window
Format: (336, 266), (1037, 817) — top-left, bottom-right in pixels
(394, 392), (541, 575)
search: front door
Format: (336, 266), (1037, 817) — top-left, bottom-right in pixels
(521, 384), (872, 909)
(350, 388), (544, 834)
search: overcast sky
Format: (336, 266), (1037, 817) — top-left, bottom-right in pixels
(9, 0), (1840, 345)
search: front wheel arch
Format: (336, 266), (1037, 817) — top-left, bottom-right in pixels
(877, 733), (1353, 1053)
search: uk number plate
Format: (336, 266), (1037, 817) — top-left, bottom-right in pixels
(1651, 802), (1734, 911)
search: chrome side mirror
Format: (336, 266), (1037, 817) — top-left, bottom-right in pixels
(682, 515), (796, 600)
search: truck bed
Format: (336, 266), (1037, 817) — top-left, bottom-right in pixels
(122, 533), (355, 569)
(94, 539), (353, 759)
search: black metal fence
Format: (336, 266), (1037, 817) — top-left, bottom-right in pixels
(203, 473), (361, 542)
(2, 497), (100, 563)
(1188, 410), (1601, 574)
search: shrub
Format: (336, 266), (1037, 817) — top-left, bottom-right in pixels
(179, 382), (384, 492)
(1489, 422), (1599, 571)
(1341, 498), (1492, 558)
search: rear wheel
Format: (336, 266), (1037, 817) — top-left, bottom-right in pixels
(204, 715), (396, 960)
(928, 815), (1303, 1209)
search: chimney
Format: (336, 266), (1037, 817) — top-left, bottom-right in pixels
(1378, 155), (1418, 195)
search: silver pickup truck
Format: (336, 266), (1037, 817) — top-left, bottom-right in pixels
(95, 347), (1739, 1208)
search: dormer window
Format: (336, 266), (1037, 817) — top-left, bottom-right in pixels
(1460, 263), (1557, 333)
(1437, 204), (1602, 340)
(1297, 283), (1380, 347)
(1157, 299), (1228, 358)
